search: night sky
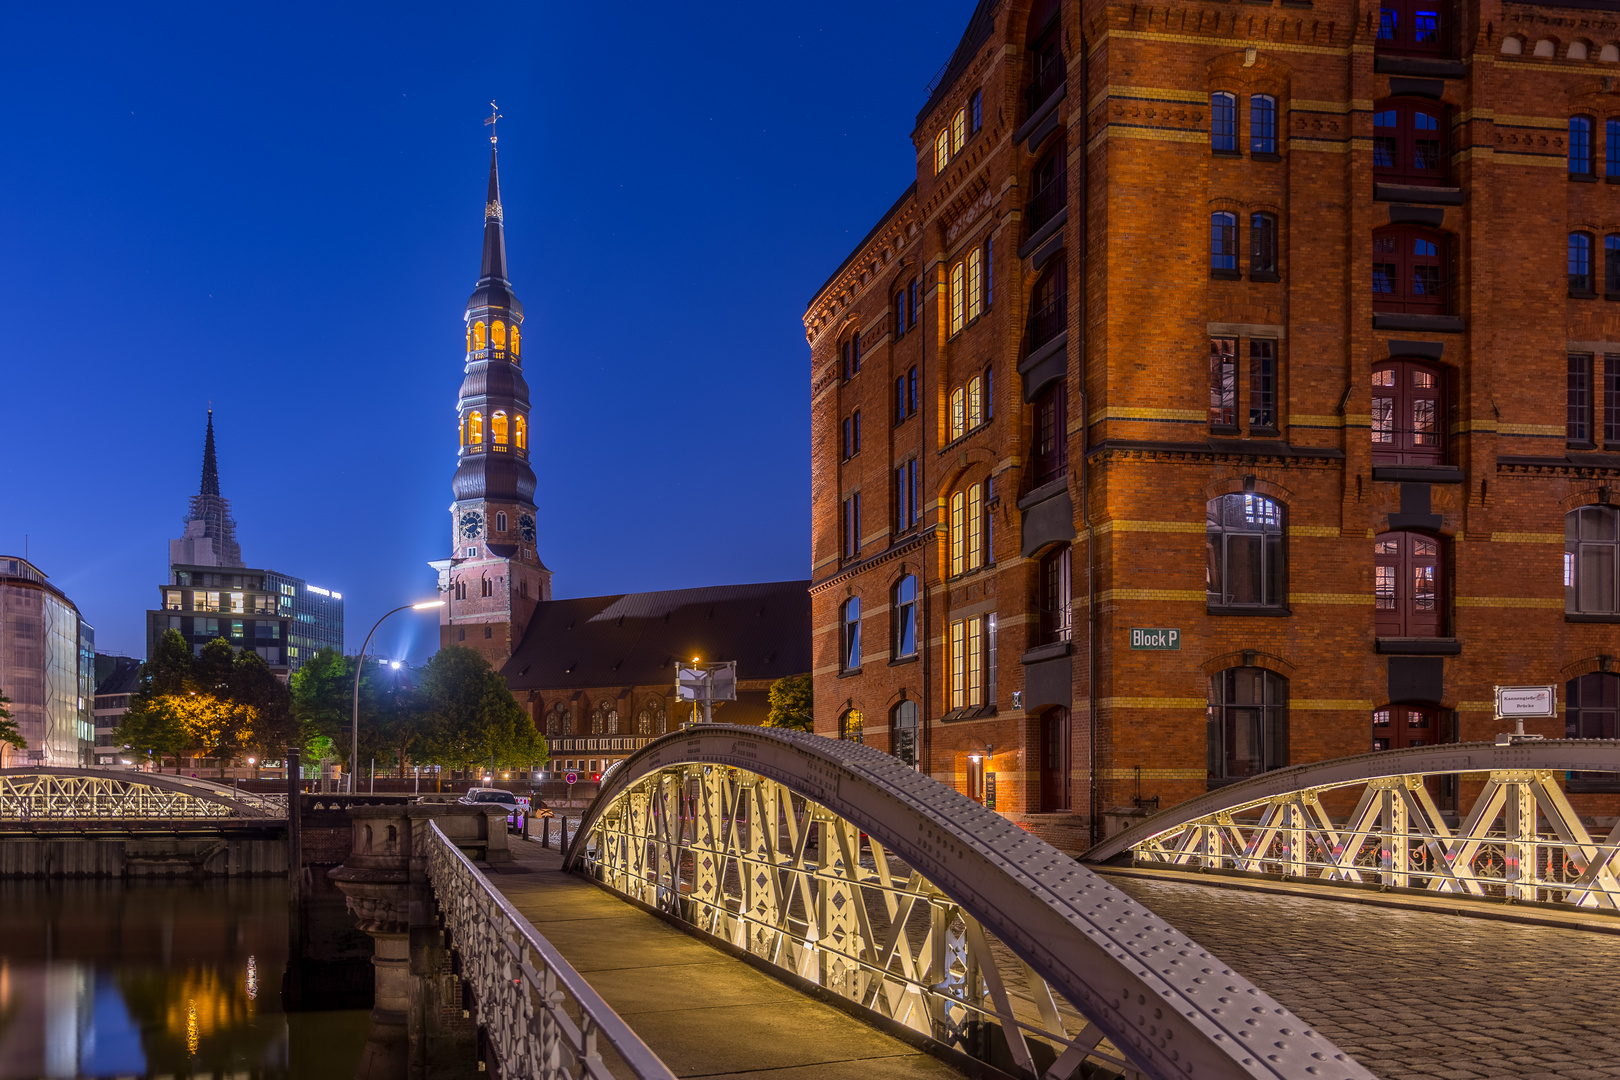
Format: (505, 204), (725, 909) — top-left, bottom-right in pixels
(1, 1), (979, 665)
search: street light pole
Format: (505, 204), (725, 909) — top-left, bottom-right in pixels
(350, 600), (444, 794)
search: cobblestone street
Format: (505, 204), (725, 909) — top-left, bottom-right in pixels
(1111, 875), (1620, 1080)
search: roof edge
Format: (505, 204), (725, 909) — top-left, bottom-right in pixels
(915, 0), (1003, 130)
(805, 182), (918, 313)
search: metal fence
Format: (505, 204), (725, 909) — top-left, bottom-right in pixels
(423, 820), (676, 1080)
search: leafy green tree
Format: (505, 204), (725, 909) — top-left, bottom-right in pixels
(230, 649), (297, 759)
(764, 674), (814, 732)
(289, 647), (352, 761)
(115, 630), (194, 771)
(414, 647), (545, 777)
(0, 689), (25, 765)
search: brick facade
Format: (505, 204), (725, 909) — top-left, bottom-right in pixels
(805, 0), (1620, 851)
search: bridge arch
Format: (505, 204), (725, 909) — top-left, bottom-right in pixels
(0, 768), (285, 819)
(566, 725), (1372, 1080)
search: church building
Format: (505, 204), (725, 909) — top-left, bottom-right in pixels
(431, 132), (810, 774)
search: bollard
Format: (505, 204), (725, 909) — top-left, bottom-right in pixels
(560, 814), (569, 854)
(542, 816), (551, 848)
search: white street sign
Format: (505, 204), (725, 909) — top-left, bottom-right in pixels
(1496, 685), (1556, 718)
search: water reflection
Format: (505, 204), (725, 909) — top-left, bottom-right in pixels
(0, 878), (372, 1079)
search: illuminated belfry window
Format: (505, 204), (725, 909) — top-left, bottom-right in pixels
(473, 321), (487, 349)
(491, 320), (507, 350)
(515, 414), (528, 450)
(465, 329), (473, 353)
(465, 411), (484, 448)
(511, 325), (521, 357)
(492, 411), (509, 449)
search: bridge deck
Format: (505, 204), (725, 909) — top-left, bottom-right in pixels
(1111, 871), (1620, 1080)
(482, 838), (967, 1080)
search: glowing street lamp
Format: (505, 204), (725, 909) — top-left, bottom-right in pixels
(350, 601), (444, 793)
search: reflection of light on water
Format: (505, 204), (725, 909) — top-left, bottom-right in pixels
(245, 956), (257, 1001)
(185, 999), (198, 1056)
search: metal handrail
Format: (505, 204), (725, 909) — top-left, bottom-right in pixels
(424, 820), (676, 1080)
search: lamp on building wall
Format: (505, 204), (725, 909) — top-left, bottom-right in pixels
(349, 600), (444, 793)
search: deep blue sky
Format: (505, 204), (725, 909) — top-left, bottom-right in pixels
(1, 1), (978, 665)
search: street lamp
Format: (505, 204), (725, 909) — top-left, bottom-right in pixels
(350, 600), (444, 793)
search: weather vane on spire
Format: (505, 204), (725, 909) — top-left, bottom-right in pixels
(485, 101), (502, 145)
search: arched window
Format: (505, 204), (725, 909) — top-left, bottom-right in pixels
(1249, 213), (1278, 278)
(967, 482), (984, 570)
(515, 414), (528, 451)
(511, 325), (521, 357)
(1377, 0), (1445, 55)
(1039, 707), (1070, 810)
(466, 411), (484, 446)
(1571, 116), (1595, 176)
(890, 701), (919, 768)
(492, 411), (509, 446)
(1250, 94), (1277, 155)
(1371, 360), (1444, 464)
(935, 129), (950, 175)
(1210, 212), (1238, 274)
(950, 386), (966, 440)
(1027, 140), (1067, 233)
(1374, 531), (1444, 637)
(1208, 667), (1288, 783)
(1026, 0), (1063, 116)
(1373, 100), (1448, 185)
(894, 287), (908, 339)
(1570, 232), (1595, 295)
(1027, 258), (1066, 350)
(967, 375), (982, 429)
(1372, 225), (1447, 313)
(466, 329), (473, 353)
(481, 577), (493, 597)
(1031, 380), (1067, 485)
(544, 705), (563, 737)
(1206, 493), (1286, 609)
(840, 331), (860, 381)
(496, 511), (507, 533)
(892, 575), (918, 658)
(1566, 505), (1620, 614)
(1038, 544), (1072, 644)
(952, 107), (966, 154)
(473, 321), (487, 349)
(1372, 704), (1443, 751)
(841, 597), (861, 671)
(491, 320), (507, 350)
(950, 260), (965, 335)
(1210, 92), (1237, 152)
(839, 709), (865, 743)
(950, 491), (966, 575)
(967, 245), (983, 322)
(590, 702), (606, 735)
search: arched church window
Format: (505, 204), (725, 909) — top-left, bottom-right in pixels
(491, 320), (506, 350)
(515, 415), (528, 451)
(637, 696), (666, 736)
(511, 325), (521, 357)
(591, 703), (605, 734)
(473, 321), (487, 349)
(544, 705), (563, 737)
(607, 707), (620, 735)
(466, 411), (483, 445)
(492, 411), (509, 446)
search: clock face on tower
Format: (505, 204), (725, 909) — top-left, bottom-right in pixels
(458, 509), (485, 540)
(519, 513), (536, 543)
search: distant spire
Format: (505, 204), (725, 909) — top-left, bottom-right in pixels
(200, 409), (220, 497)
(479, 143), (509, 285)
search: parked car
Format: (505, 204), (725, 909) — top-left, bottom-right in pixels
(458, 788), (521, 822)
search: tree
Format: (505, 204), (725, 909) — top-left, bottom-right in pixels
(764, 674), (814, 732)
(289, 647), (352, 762)
(0, 689), (24, 767)
(413, 647), (546, 777)
(116, 630), (194, 771)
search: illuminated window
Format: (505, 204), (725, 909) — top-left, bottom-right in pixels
(950, 491), (965, 575)
(465, 329), (472, 353)
(511, 325), (521, 357)
(839, 708), (865, 742)
(950, 620), (965, 708)
(515, 414), (528, 450)
(492, 411), (509, 447)
(473, 321), (487, 349)
(950, 261), (965, 334)
(936, 129), (950, 174)
(952, 108), (966, 154)
(467, 411), (484, 445)
(967, 375), (982, 429)
(491, 320), (507, 350)
(967, 483), (983, 570)
(967, 246), (982, 321)
(950, 387), (966, 440)
(967, 616), (983, 706)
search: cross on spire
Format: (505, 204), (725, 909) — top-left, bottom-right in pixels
(484, 101), (502, 145)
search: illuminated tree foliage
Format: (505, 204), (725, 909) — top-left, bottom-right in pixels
(764, 674), (814, 732)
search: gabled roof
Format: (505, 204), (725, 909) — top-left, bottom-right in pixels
(501, 580), (812, 692)
(916, 0), (1002, 129)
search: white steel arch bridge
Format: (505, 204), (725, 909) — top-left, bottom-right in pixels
(563, 726), (1374, 1080)
(0, 767), (284, 820)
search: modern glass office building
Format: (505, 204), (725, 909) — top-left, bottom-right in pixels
(146, 565), (344, 674)
(0, 556), (95, 766)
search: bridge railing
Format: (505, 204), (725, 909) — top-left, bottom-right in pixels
(423, 820), (676, 1080)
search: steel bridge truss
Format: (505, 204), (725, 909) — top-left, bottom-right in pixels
(571, 727), (1372, 1080)
(0, 769), (279, 820)
(1091, 741), (1620, 911)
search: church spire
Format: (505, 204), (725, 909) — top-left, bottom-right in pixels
(479, 146), (509, 285)
(200, 408), (220, 497)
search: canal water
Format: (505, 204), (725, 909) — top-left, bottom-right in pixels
(0, 873), (470, 1080)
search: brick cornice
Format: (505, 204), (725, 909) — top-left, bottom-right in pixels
(808, 529), (937, 596)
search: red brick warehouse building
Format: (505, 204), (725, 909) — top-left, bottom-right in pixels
(805, 0), (1620, 849)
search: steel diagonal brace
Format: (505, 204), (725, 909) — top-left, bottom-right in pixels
(1529, 773), (1620, 909)
(1444, 779), (1508, 885)
(1392, 781), (1469, 895)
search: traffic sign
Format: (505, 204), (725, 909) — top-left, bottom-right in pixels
(565, 771), (579, 785)
(539, 807), (554, 819)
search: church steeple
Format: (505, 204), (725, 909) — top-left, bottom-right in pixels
(172, 409), (243, 568)
(200, 409), (221, 497)
(430, 115), (550, 667)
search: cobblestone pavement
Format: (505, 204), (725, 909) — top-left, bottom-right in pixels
(1110, 875), (1620, 1080)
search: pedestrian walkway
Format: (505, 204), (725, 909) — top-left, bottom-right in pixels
(482, 837), (967, 1080)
